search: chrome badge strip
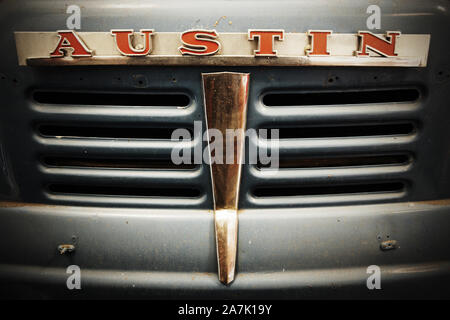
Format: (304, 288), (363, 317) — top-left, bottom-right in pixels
(15, 30), (430, 67)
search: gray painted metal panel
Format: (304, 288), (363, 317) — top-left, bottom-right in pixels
(1, 201), (450, 298)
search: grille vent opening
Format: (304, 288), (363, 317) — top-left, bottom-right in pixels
(38, 124), (192, 140)
(43, 156), (196, 170)
(257, 154), (410, 169)
(47, 184), (200, 198)
(253, 182), (405, 197)
(261, 123), (415, 139)
(33, 91), (190, 107)
(263, 88), (420, 106)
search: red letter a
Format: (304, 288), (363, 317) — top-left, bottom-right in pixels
(50, 30), (92, 57)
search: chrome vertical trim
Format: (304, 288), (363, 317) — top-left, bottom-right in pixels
(202, 72), (250, 284)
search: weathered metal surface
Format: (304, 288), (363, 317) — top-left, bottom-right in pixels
(202, 72), (249, 284)
(380, 239), (398, 251)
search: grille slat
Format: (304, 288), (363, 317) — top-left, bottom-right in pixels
(37, 124), (192, 140)
(250, 164), (411, 185)
(30, 104), (195, 126)
(261, 122), (415, 139)
(253, 182), (405, 197)
(43, 156), (197, 170)
(256, 102), (421, 125)
(34, 136), (198, 159)
(257, 154), (410, 169)
(39, 165), (203, 185)
(44, 193), (207, 207)
(254, 135), (417, 157)
(247, 190), (407, 207)
(48, 184), (201, 198)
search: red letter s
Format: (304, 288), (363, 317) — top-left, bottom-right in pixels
(179, 30), (220, 56)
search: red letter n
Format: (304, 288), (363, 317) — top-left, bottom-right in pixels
(356, 31), (401, 57)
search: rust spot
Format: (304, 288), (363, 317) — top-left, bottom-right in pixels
(380, 240), (398, 251)
(213, 16), (227, 27)
(0, 201), (55, 208)
(418, 199), (450, 206)
(58, 244), (75, 254)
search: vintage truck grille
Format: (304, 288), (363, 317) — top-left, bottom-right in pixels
(0, 66), (440, 209)
(27, 85), (211, 208)
(239, 68), (428, 208)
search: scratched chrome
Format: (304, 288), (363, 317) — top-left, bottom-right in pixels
(202, 72), (249, 284)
